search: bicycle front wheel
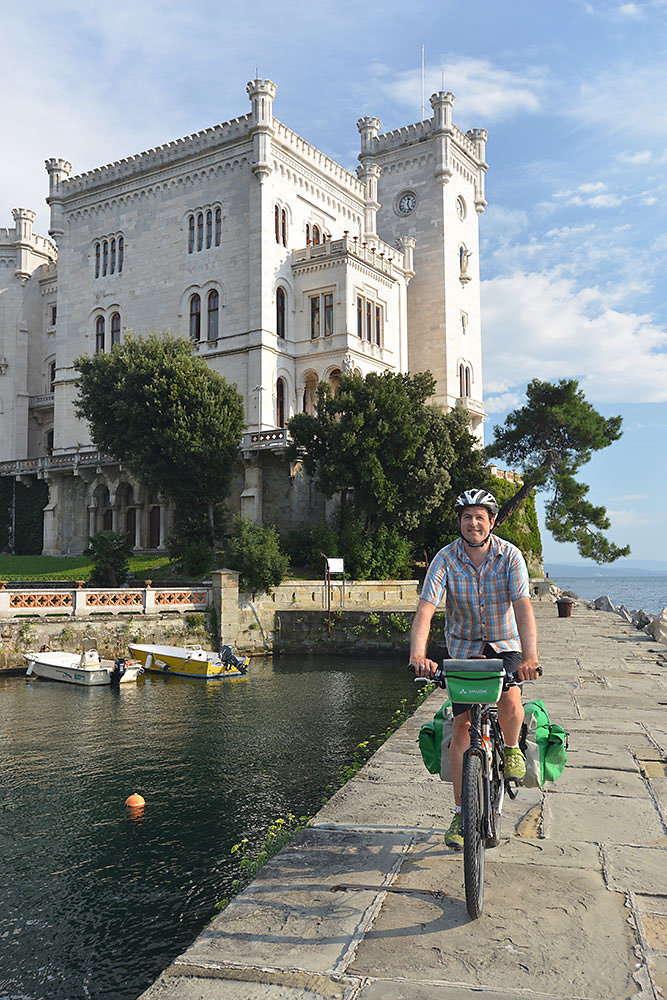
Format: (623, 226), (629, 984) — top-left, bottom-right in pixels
(462, 751), (485, 919)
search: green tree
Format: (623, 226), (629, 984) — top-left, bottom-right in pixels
(87, 530), (132, 586)
(74, 333), (245, 561)
(486, 378), (629, 563)
(288, 371), (458, 534)
(223, 518), (289, 594)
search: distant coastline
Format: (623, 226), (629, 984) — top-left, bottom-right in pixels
(548, 573), (667, 617)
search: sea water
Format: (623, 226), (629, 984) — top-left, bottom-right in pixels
(548, 574), (667, 616)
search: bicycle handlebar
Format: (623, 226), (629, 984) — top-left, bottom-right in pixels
(408, 662), (542, 687)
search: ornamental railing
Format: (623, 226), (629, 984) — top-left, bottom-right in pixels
(0, 583), (211, 618)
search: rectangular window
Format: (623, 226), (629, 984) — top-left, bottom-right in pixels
(323, 293), (333, 336)
(310, 295), (320, 339)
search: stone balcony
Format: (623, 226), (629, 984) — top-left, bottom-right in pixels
(29, 393), (54, 410)
(291, 235), (403, 279)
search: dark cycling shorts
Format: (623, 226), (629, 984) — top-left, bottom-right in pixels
(445, 644), (522, 718)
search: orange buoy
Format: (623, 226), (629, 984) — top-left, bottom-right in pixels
(125, 793), (146, 808)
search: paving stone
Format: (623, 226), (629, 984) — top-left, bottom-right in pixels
(348, 858), (638, 999)
(174, 829), (412, 975)
(547, 766), (648, 798)
(544, 791), (664, 843)
(605, 845), (667, 893)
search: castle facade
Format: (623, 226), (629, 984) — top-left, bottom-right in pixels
(0, 79), (487, 555)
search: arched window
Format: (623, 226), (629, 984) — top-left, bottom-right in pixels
(281, 208), (287, 247)
(196, 213), (203, 251)
(276, 287), (286, 339)
(188, 215), (195, 254)
(118, 236), (124, 272)
(189, 294), (201, 342)
(95, 316), (105, 354)
(214, 207), (222, 246)
(102, 240), (108, 276)
(303, 372), (318, 415)
(275, 205), (280, 243)
(327, 368), (341, 396)
(312, 225), (321, 246)
(276, 377), (286, 427)
(207, 290), (219, 341)
(110, 312), (121, 346)
(206, 210), (212, 249)
(95, 242), (100, 278)
(110, 237), (116, 274)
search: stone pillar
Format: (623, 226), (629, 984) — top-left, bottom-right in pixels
(11, 208), (36, 280)
(430, 91), (455, 185)
(211, 569), (241, 647)
(45, 158), (72, 244)
(246, 78), (276, 183)
(356, 117), (382, 240)
(466, 128), (489, 213)
(240, 453), (262, 523)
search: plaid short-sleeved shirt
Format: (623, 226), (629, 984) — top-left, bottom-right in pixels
(419, 535), (530, 658)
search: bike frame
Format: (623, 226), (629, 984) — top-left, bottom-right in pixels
(465, 702), (505, 843)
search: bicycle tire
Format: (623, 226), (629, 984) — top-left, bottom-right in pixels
(462, 751), (485, 919)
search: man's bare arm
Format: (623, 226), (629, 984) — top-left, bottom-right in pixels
(513, 595), (540, 680)
(409, 599), (439, 677)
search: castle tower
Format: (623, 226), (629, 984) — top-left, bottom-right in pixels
(360, 92), (488, 439)
(45, 158), (72, 244)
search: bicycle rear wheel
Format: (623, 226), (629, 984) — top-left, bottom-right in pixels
(462, 751), (485, 919)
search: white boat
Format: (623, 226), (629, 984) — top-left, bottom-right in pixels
(25, 639), (142, 687)
(128, 642), (248, 679)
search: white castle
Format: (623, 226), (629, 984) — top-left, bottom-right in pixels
(0, 78), (488, 556)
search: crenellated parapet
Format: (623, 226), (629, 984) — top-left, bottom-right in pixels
(274, 120), (365, 196)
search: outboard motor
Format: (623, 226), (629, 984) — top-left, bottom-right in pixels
(219, 645), (249, 674)
(110, 657), (128, 685)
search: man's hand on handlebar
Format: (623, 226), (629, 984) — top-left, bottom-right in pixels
(408, 656), (439, 679)
(516, 658), (542, 682)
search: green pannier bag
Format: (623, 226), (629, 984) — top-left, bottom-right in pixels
(521, 699), (568, 786)
(418, 700), (454, 782)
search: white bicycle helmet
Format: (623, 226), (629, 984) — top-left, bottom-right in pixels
(454, 488), (499, 518)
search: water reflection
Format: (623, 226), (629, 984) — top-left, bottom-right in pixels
(0, 653), (415, 1000)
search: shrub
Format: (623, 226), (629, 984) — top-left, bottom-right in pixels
(86, 530), (132, 586)
(224, 518), (289, 595)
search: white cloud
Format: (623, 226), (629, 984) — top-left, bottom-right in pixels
(484, 392), (522, 413)
(481, 270), (667, 403)
(553, 181), (624, 208)
(617, 150), (653, 164)
(607, 508), (652, 526)
(617, 3), (644, 17)
(570, 63), (667, 138)
(372, 58), (546, 124)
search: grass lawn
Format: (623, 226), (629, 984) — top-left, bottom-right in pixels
(0, 554), (172, 582)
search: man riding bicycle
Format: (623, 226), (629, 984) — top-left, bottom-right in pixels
(409, 488), (541, 850)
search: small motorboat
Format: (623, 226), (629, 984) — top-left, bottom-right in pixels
(128, 642), (249, 679)
(25, 638), (142, 687)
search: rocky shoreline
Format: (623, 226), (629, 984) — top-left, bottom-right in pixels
(550, 584), (667, 645)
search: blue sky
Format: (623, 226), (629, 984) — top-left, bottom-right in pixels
(2, 0), (666, 566)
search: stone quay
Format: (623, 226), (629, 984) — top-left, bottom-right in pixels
(138, 599), (667, 1000)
